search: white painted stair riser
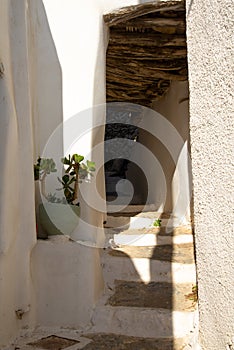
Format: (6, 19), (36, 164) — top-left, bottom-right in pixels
(101, 256), (197, 284)
(91, 306), (198, 339)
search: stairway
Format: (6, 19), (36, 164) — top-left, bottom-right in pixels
(86, 207), (199, 350)
(6, 207), (199, 350)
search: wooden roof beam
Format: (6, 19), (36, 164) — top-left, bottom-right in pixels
(104, 0), (185, 27)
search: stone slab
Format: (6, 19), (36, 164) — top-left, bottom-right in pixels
(82, 333), (186, 350)
(27, 335), (79, 349)
(108, 243), (195, 264)
(108, 281), (197, 311)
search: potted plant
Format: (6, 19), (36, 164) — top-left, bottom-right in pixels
(34, 154), (95, 236)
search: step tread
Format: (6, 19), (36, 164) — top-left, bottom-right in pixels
(82, 333), (187, 350)
(107, 280), (197, 311)
(106, 205), (159, 215)
(108, 243), (195, 264)
(118, 226), (193, 236)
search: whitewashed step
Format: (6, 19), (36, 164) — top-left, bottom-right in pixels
(91, 304), (198, 339)
(106, 204), (158, 215)
(105, 215), (170, 229)
(112, 232), (193, 246)
(101, 251), (196, 284)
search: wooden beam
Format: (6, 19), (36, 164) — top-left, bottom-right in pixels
(104, 0), (185, 27)
(108, 58), (186, 70)
(109, 32), (186, 47)
(114, 17), (185, 31)
(106, 74), (152, 87)
(107, 68), (187, 81)
(126, 17), (185, 28)
(107, 44), (187, 60)
(107, 57), (187, 71)
(106, 80), (170, 99)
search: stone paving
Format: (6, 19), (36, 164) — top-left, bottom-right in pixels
(7, 208), (198, 350)
(27, 335), (79, 349)
(81, 333), (185, 350)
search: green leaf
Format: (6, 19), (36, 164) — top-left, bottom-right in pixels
(73, 154), (84, 164)
(87, 160), (96, 171)
(153, 219), (162, 227)
(62, 156), (71, 165)
(62, 174), (70, 183)
(67, 176), (76, 185)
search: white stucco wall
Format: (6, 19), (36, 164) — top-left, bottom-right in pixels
(152, 81), (191, 222)
(0, 0), (141, 347)
(41, 0), (140, 245)
(186, 0), (234, 349)
(32, 237), (104, 328)
(0, 1), (37, 346)
(3, 1), (233, 348)
(134, 81), (191, 224)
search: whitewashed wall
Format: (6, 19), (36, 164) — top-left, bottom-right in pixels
(0, 0), (140, 347)
(2, 1), (233, 348)
(0, 1), (37, 346)
(186, 0), (234, 349)
(152, 81), (191, 223)
(130, 81), (191, 225)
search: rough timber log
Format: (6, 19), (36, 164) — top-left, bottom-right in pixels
(104, 1), (185, 26)
(114, 17), (185, 35)
(109, 32), (186, 47)
(107, 45), (187, 60)
(107, 58), (187, 71)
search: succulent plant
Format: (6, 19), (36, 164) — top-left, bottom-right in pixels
(34, 154), (95, 205)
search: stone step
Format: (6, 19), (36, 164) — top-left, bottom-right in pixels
(105, 225), (193, 238)
(107, 243), (195, 264)
(105, 212), (190, 230)
(81, 333), (193, 350)
(105, 232), (193, 247)
(108, 280), (197, 310)
(91, 280), (198, 339)
(9, 329), (199, 350)
(105, 215), (170, 230)
(106, 204), (159, 215)
(91, 304), (198, 339)
(104, 224), (193, 250)
(101, 250), (196, 284)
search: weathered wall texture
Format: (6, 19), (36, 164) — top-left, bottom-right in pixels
(126, 81), (191, 225)
(0, 1), (37, 346)
(0, 0), (140, 347)
(143, 81), (191, 220)
(41, 0), (139, 245)
(32, 238), (104, 328)
(186, 0), (234, 349)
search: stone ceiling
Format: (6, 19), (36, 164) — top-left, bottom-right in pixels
(104, 0), (187, 107)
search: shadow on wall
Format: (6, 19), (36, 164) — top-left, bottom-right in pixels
(0, 0), (64, 345)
